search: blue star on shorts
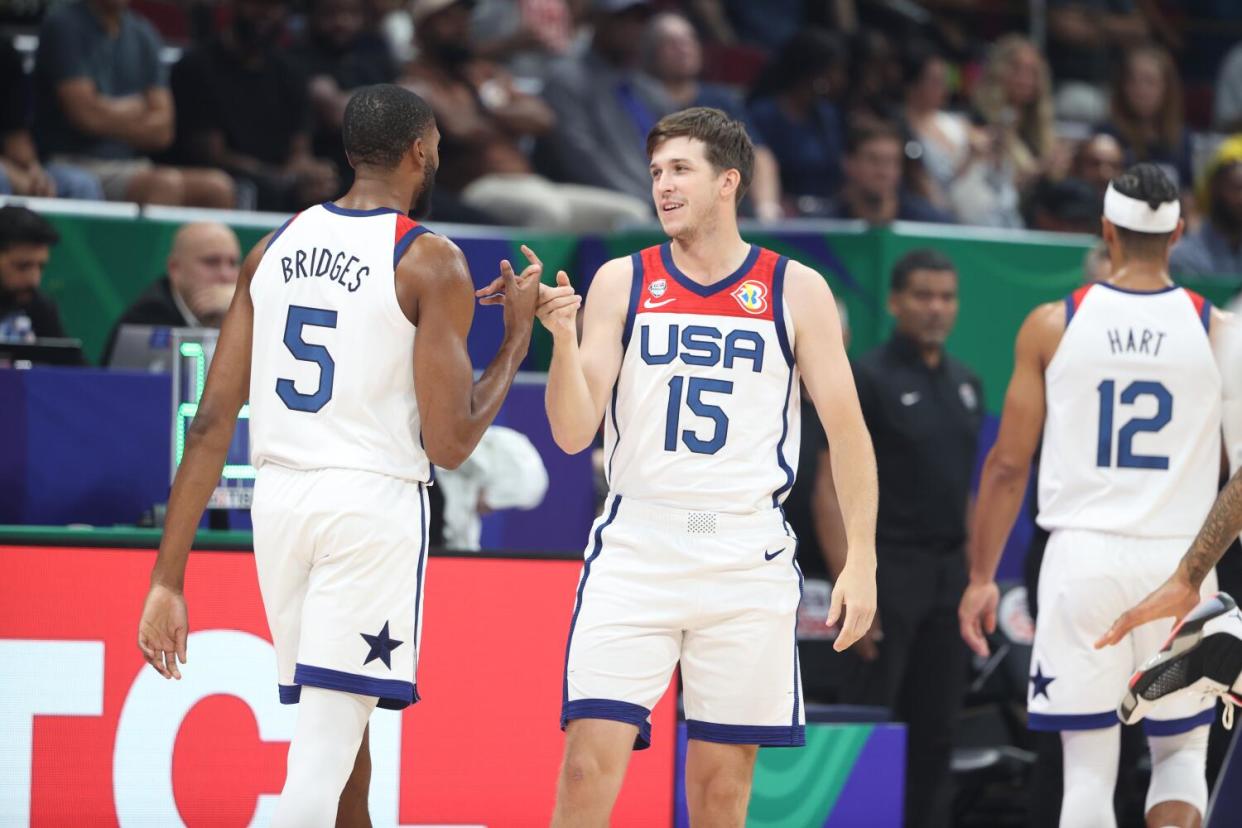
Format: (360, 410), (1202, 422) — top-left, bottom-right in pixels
(1030, 663), (1056, 700)
(360, 621), (403, 669)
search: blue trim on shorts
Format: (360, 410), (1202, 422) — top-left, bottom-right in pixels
(279, 684), (301, 704)
(792, 553), (804, 732)
(771, 255), (794, 367)
(562, 698), (653, 750)
(561, 497), (623, 722)
(1144, 707), (1216, 736)
(1028, 710), (1119, 731)
(412, 483), (428, 685)
(393, 224), (429, 269)
(293, 663), (417, 710)
(686, 720), (806, 747)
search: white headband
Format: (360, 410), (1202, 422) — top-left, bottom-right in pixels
(1103, 183), (1180, 233)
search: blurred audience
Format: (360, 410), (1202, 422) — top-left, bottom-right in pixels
(824, 120), (953, 224)
(372, 0), (417, 65)
(1046, 0), (1148, 123)
(1170, 158), (1242, 280)
(171, 0), (339, 212)
(1216, 41), (1242, 133)
(1024, 176), (1101, 234)
(34, 0), (234, 207)
(102, 221), (241, 362)
(900, 41), (1021, 227)
(1, 40), (101, 200)
(0, 205), (67, 341)
(1084, 239), (1111, 282)
(746, 29), (846, 216)
(537, 0), (670, 204)
(294, 0), (399, 181)
(643, 11), (782, 221)
(970, 35), (1056, 191)
(1071, 132), (1125, 195)
(404, 0), (648, 231)
(844, 28), (902, 123)
(1100, 44), (1193, 192)
(471, 0), (577, 79)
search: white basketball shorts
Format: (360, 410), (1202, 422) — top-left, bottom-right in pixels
(562, 495), (806, 749)
(1029, 528), (1218, 734)
(251, 463), (429, 710)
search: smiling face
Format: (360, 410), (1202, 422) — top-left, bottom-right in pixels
(649, 135), (736, 239)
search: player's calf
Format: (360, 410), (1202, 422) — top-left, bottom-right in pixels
(551, 719), (638, 828)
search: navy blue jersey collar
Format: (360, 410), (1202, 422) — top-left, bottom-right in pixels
(660, 242), (760, 297)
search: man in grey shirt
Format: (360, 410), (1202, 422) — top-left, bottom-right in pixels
(34, 0), (233, 206)
(537, 0), (669, 204)
(1171, 159), (1242, 281)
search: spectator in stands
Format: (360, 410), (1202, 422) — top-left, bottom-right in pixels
(844, 29), (903, 123)
(171, 0), (339, 212)
(643, 11), (783, 221)
(403, 0), (648, 231)
(471, 0), (576, 79)
(294, 0), (399, 181)
(1024, 176), (1102, 235)
(101, 221), (241, 362)
(33, 0), (235, 207)
(824, 120), (953, 224)
(1072, 132), (1125, 195)
(0, 206), (68, 340)
(900, 41), (1021, 227)
(1170, 159), (1242, 280)
(971, 34), (1056, 192)
(1100, 45), (1193, 192)
(1215, 42), (1242, 133)
(371, 0), (417, 65)
(746, 29), (846, 216)
(839, 248), (982, 828)
(0, 40), (101, 200)
(1046, 0), (1148, 124)
(537, 0), (671, 204)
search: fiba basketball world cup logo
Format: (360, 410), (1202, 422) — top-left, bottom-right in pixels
(731, 280), (768, 314)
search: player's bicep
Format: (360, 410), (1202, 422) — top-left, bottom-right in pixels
(411, 248), (476, 436)
(787, 265), (865, 440)
(992, 309), (1055, 461)
(576, 260), (631, 417)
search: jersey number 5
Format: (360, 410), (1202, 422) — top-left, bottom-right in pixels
(664, 376), (732, 454)
(277, 305), (338, 412)
(1096, 379), (1172, 470)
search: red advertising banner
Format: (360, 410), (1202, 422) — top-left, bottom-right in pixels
(0, 546), (676, 826)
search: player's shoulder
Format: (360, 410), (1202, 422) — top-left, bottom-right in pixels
(590, 254), (636, 293)
(400, 231), (464, 271)
(779, 256), (829, 293)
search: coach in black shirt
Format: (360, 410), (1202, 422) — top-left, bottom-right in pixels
(837, 248), (983, 828)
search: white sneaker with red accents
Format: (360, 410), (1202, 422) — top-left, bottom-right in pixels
(1119, 593), (1242, 729)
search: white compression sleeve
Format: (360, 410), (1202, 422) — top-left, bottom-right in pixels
(271, 686), (378, 828)
(1060, 728), (1120, 828)
(1145, 724), (1210, 816)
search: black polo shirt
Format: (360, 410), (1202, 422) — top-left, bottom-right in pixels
(854, 333), (983, 554)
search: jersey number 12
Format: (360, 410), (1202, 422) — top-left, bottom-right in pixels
(1095, 379), (1172, 470)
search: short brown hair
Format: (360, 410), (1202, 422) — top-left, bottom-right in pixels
(646, 107), (754, 204)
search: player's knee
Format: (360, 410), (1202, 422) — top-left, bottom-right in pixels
(692, 769), (750, 812)
(1146, 724), (1209, 817)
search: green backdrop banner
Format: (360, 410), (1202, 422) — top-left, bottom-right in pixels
(34, 210), (1240, 415)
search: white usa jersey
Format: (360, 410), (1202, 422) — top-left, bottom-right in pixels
(248, 202), (430, 482)
(1038, 282), (1221, 537)
(604, 243), (801, 513)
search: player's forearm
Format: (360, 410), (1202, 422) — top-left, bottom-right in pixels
(441, 330), (531, 468)
(1179, 465), (1242, 587)
(151, 419), (236, 590)
(826, 428), (878, 569)
(966, 448), (1030, 582)
(545, 330), (599, 454)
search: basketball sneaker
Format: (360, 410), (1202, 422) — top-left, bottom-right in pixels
(1119, 593), (1242, 729)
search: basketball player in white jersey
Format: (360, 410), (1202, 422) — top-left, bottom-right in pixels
(135, 85), (557, 826)
(959, 164), (1226, 828)
(533, 108), (879, 826)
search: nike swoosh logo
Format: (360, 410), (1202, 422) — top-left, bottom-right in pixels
(643, 298), (677, 308)
(764, 548), (785, 561)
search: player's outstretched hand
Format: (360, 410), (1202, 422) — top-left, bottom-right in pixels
(828, 562), (877, 652)
(1094, 572), (1199, 649)
(138, 583), (188, 680)
(958, 580), (999, 658)
(536, 270), (581, 339)
(476, 243), (544, 307)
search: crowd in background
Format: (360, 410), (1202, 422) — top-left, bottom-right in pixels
(0, 0), (1239, 275)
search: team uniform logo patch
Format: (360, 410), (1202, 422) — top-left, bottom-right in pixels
(649, 278), (667, 299)
(731, 280), (768, 315)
